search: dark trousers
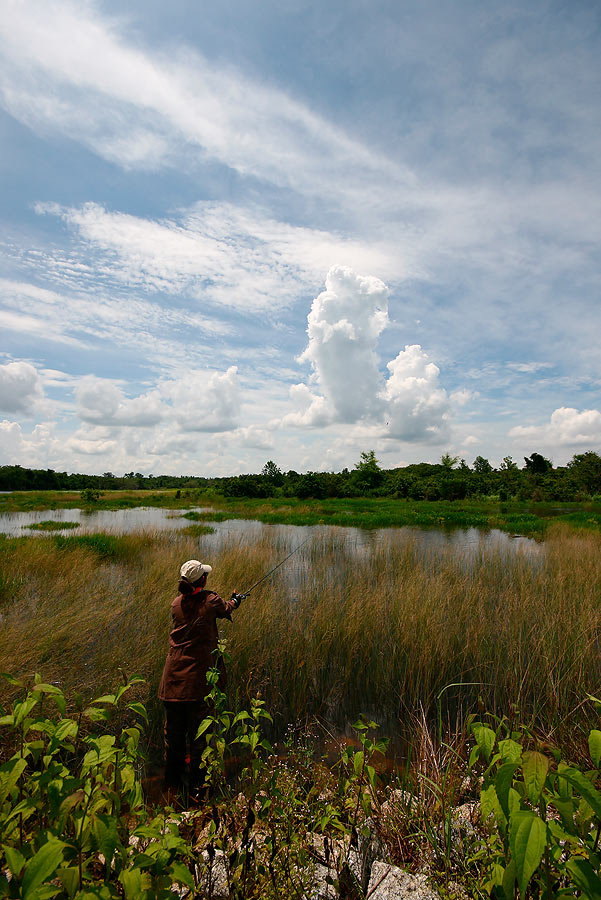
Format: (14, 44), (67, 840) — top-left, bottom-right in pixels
(163, 700), (210, 790)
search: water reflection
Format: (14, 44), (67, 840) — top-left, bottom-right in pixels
(0, 506), (543, 565)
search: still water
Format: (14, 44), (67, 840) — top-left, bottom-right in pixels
(0, 505), (543, 561)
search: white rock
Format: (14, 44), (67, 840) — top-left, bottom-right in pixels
(367, 861), (442, 900)
(306, 861), (338, 900)
(200, 849), (229, 900)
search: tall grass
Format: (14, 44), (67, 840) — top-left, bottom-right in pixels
(0, 523), (600, 755)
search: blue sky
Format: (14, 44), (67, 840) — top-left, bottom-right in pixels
(0, 0), (600, 476)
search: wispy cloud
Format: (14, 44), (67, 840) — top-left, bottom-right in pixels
(31, 201), (396, 311)
(0, 0), (413, 205)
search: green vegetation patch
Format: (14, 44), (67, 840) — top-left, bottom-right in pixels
(178, 524), (216, 537)
(199, 496), (549, 534)
(52, 532), (130, 561)
(554, 509), (601, 530)
(26, 519), (80, 531)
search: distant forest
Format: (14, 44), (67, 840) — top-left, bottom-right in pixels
(2, 450), (601, 502)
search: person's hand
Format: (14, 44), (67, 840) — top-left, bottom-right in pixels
(230, 591), (245, 608)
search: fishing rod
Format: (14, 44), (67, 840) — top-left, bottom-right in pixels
(232, 536), (312, 604)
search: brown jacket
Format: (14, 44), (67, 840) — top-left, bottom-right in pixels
(158, 587), (235, 702)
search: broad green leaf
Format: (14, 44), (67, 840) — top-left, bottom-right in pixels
(33, 886), (62, 899)
(4, 798), (37, 826)
(195, 718), (213, 739)
(578, 797), (595, 830)
(126, 702), (148, 722)
(32, 683), (63, 698)
(56, 866), (80, 899)
(3, 845), (25, 877)
(55, 719), (79, 741)
(499, 739), (523, 764)
(590, 731), (601, 769)
(509, 810), (547, 898)
(84, 706), (110, 723)
(169, 861), (195, 889)
(522, 751), (549, 804)
(120, 867), (143, 900)
(496, 762), (519, 819)
(508, 787), (521, 817)
(481, 784), (507, 832)
(566, 857), (601, 899)
(21, 837), (67, 900)
(550, 796), (577, 832)
(473, 724), (496, 762)
(92, 694), (116, 705)
(93, 815), (120, 866)
(468, 744), (480, 768)
(557, 767), (601, 819)
(353, 751), (365, 776)
(14, 697), (39, 727)
(502, 858), (516, 900)
(0, 672), (24, 687)
(83, 734), (116, 767)
(0, 756), (27, 801)
(547, 820), (579, 844)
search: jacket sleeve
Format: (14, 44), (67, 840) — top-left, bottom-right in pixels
(207, 591), (236, 619)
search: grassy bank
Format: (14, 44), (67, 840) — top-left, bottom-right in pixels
(3, 488), (601, 533)
(1, 523), (600, 757)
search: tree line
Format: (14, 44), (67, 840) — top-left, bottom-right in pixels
(2, 449), (601, 501)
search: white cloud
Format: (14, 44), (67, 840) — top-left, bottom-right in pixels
(383, 345), (450, 443)
(74, 367), (241, 434)
(0, 420), (56, 466)
(285, 267), (451, 443)
(161, 367), (240, 433)
(0, 277), (228, 368)
(506, 361), (554, 374)
(286, 266), (389, 426)
(0, 361), (44, 414)
(0, 0), (411, 203)
(76, 377), (163, 427)
(509, 407), (601, 446)
(32, 201), (395, 311)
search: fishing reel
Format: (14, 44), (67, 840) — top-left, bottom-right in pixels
(230, 592), (247, 608)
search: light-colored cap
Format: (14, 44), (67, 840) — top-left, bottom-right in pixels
(180, 560), (212, 582)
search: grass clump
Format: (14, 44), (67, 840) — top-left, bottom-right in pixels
(52, 532), (134, 560)
(178, 523), (215, 537)
(26, 519), (80, 531)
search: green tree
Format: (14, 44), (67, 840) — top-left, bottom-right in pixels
(353, 450), (384, 492)
(440, 452), (459, 470)
(261, 460), (284, 486)
(567, 451), (601, 495)
(524, 452), (552, 474)
(473, 455), (493, 474)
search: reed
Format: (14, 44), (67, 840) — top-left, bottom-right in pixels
(0, 523), (600, 755)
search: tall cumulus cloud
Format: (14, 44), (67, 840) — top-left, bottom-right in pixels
(285, 266), (450, 442)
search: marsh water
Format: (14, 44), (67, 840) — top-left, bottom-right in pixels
(0, 504), (543, 562)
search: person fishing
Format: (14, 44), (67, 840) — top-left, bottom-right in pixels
(158, 559), (242, 802)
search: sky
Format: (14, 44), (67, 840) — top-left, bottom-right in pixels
(0, 0), (600, 477)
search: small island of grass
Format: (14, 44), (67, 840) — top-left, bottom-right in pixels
(26, 520), (80, 532)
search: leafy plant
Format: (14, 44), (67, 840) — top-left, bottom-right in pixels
(469, 714), (601, 898)
(0, 672), (197, 899)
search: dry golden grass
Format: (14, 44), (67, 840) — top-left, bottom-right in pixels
(1, 522), (600, 747)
